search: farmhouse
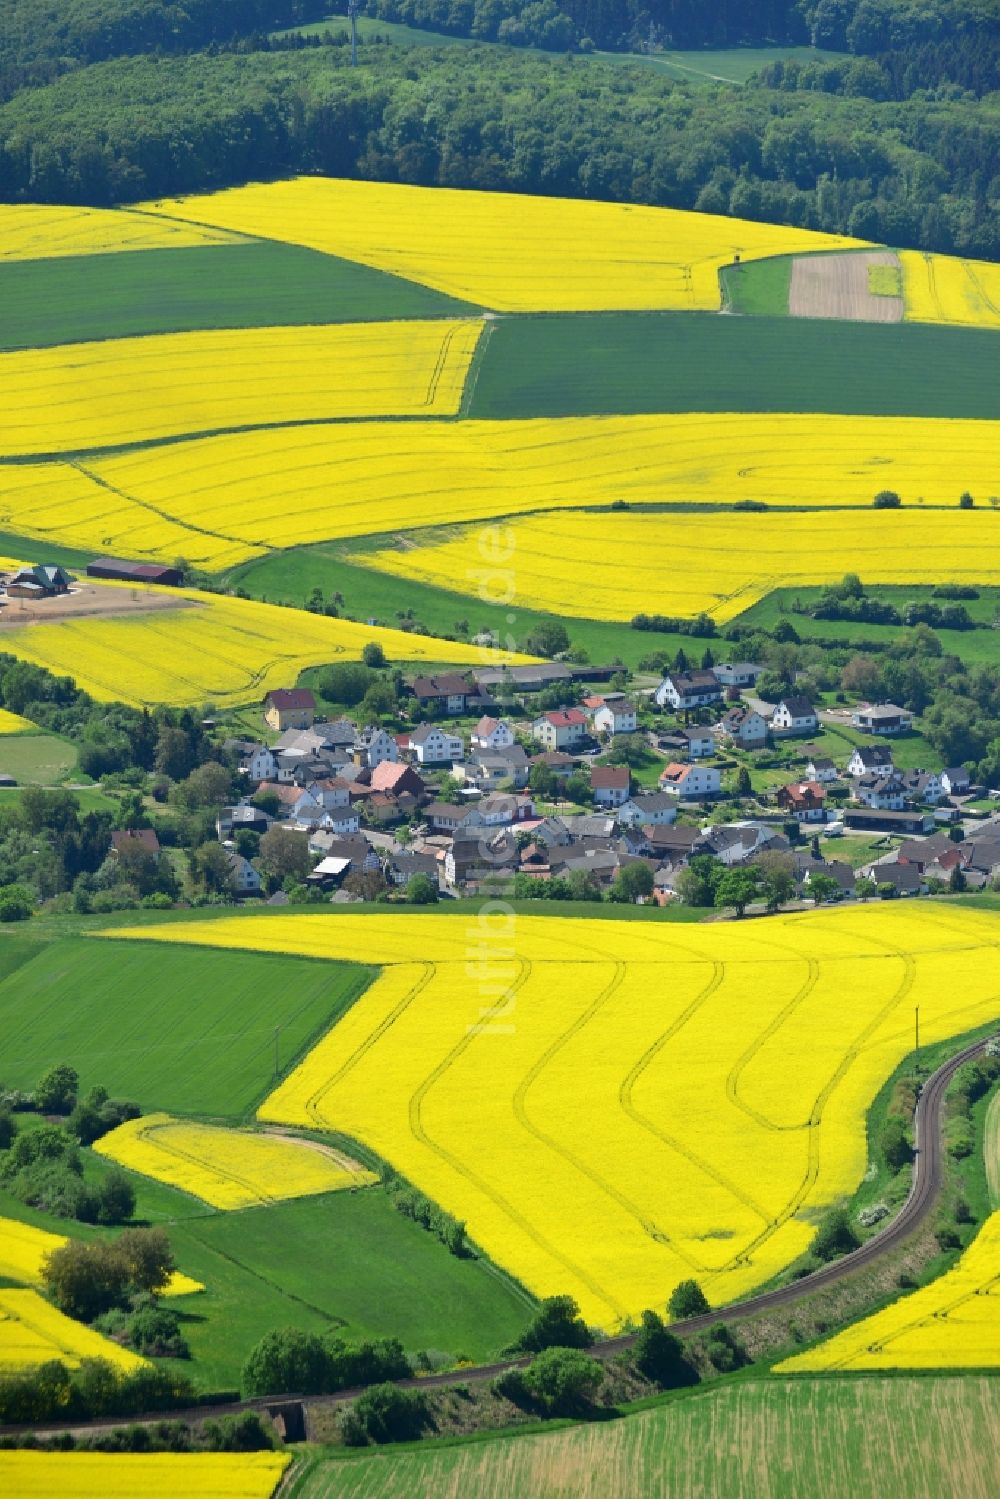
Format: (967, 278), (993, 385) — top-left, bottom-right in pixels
(532, 709), (588, 751)
(655, 669), (722, 713)
(474, 663), (573, 694)
(410, 673), (482, 715)
(659, 762), (721, 800)
(852, 702), (914, 735)
(591, 766), (631, 807)
(87, 558), (183, 586)
(769, 697), (818, 736)
(6, 563), (73, 599)
(263, 688), (316, 732)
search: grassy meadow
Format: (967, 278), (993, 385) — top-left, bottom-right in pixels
(468, 312), (1000, 419)
(0, 242), (475, 351)
(287, 1376), (1000, 1498)
(0, 935), (375, 1117)
(0, 732), (78, 786)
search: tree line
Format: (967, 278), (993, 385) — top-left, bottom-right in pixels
(0, 44), (996, 259)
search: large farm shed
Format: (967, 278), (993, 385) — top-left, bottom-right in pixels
(87, 558), (183, 586)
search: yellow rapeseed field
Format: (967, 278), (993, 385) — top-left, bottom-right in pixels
(0, 1289), (147, 1372)
(778, 1211), (1000, 1372)
(73, 412), (1000, 566)
(0, 585), (526, 707)
(0, 459), (252, 571)
(0, 1451), (291, 1498)
(0, 1215), (203, 1297)
(0, 707), (34, 733)
(901, 250), (1000, 329)
(143, 177), (866, 313)
(0, 320), (482, 458)
(358, 505), (1000, 622)
(0, 204), (242, 263)
(95, 1113), (377, 1210)
(102, 905), (1000, 1331)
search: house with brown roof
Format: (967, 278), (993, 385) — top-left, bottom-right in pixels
(110, 827), (161, 864)
(369, 761), (426, 798)
(471, 716), (515, 751)
(409, 673), (482, 715)
(776, 780), (827, 823)
(659, 762), (721, 800)
(263, 688), (316, 732)
(591, 765), (631, 807)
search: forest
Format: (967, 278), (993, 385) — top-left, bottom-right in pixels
(0, 41), (996, 259)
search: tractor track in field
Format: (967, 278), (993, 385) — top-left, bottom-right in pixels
(8, 1035), (987, 1442)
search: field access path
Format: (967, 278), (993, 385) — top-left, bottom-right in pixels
(7, 1035), (985, 1441)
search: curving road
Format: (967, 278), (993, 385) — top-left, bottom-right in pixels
(8, 1036), (986, 1437)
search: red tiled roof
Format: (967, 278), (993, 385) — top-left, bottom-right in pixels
(591, 766), (630, 789)
(544, 710), (587, 728)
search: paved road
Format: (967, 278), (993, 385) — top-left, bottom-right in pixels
(9, 1035), (985, 1437)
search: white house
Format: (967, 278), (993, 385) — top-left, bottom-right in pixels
(769, 697), (819, 736)
(900, 770), (945, 805)
(851, 703), (914, 736)
(659, 762), (722, 800)
(318, 807), (361, 836)
(356, 726), (399, 770)
(847, 745), (894, 778)
(532, 710), (589, 751)
(591, 766), (631, 807)
(407, 723), (464, 766)
(593, 700), (638, 736)
(310, 777), (352, 812)
(470, 716), (515, 752)
(678, 727), (716, 759)
(243, 744), (277, 783)
(617, 792), (678, 827)
(805, 757), (838, 784)
(226, 851), (262, 895)
(941, 767), (972, 797)
(721, 706), (768, 750)
(655, 669), (722, 713)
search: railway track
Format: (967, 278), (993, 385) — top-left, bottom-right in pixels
(6, 1036), (985, 1438)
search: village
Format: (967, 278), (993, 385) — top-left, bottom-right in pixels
(194, 659), (998, 913)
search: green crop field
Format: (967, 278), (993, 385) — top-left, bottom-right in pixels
(0, 732), (77, 785)
(0, 935), (375, 1118)
(721, 254), (793, 315)
(600, 44), (848, 85)
(286, 1376), (1000, 1497)
(165, 1190), (532, 1386)
(467, 312), (1000, 420)
(0, 242), (473, 351)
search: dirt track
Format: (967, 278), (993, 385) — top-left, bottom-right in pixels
(0, 581), (195, 629)
(790, 250), (903, 322)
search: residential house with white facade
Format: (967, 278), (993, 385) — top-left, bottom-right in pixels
(659, 762), (721, 799)
(407, 723), (464, 766)
(655, 669), (722, 713)
(532, 709), (589, 751)
(769, 697), (819, 737)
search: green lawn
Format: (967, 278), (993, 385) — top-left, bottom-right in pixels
(286, 1376), (1000, 1497)
(467, 312), (1000, 420)
(166, 1190), (532, 1388)
(796, 721), (943, 772)
(597, 44), (848, 85)
(228, 544), (695, 670)
(0, 935), (375, 1118)
(274, 14), (480, 45)
(0, 241), (474, 351)
(721, 253), (792, 315)
(0, 732), (77, 785)
(0, 785), (118, 814)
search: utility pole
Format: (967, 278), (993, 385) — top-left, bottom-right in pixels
(349, 0), (360, 67)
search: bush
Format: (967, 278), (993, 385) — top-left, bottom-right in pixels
(813, 1208), (860, 1262)
(128, 1305), (190, 1359)
(667, 1279), (710, 1319)
(0, 1358), (194, 1427)
(873, 489), (902, 508)
(241, 1328), (411, 1398)
(43, 1229), (175, 1321)
(341, 1383), (428, 1446)
(0, 1108), (15, 1151)
(69, 1086), (141, 1146)
(703, 1323), (748, 1373)
(385, 1176), (466, 1255)
(521, 1346), (604, 1414)
(880, 1115), (913, 1172)
(632, 1310), (698, 1388)
(516, 1295), (592, 1353)
(0, 884), (34, 921)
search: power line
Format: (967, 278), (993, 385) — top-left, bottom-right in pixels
(349, 0), (359, 67)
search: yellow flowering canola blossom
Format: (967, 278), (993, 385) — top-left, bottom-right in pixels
(0, 584), (530, 708)
(778, 1211), (1000, 1372)
(0, 204), (242, 263)
(0, 319), (482, 458)
(0, 1215), (203, 1297)
(358, 505), (1000, 623)
(0, 1289), (147, 1372)
(0, 707), (34, 733)
(0, 1451), (291, 1498)
(901, 250), (1000, 330)
(102, 906), (1000, 1332)
(142, 177), (866, 313)
(0, 459), (252, 572)
(94, 1113), (377, 1210)
(62, 412), (1000, 568)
